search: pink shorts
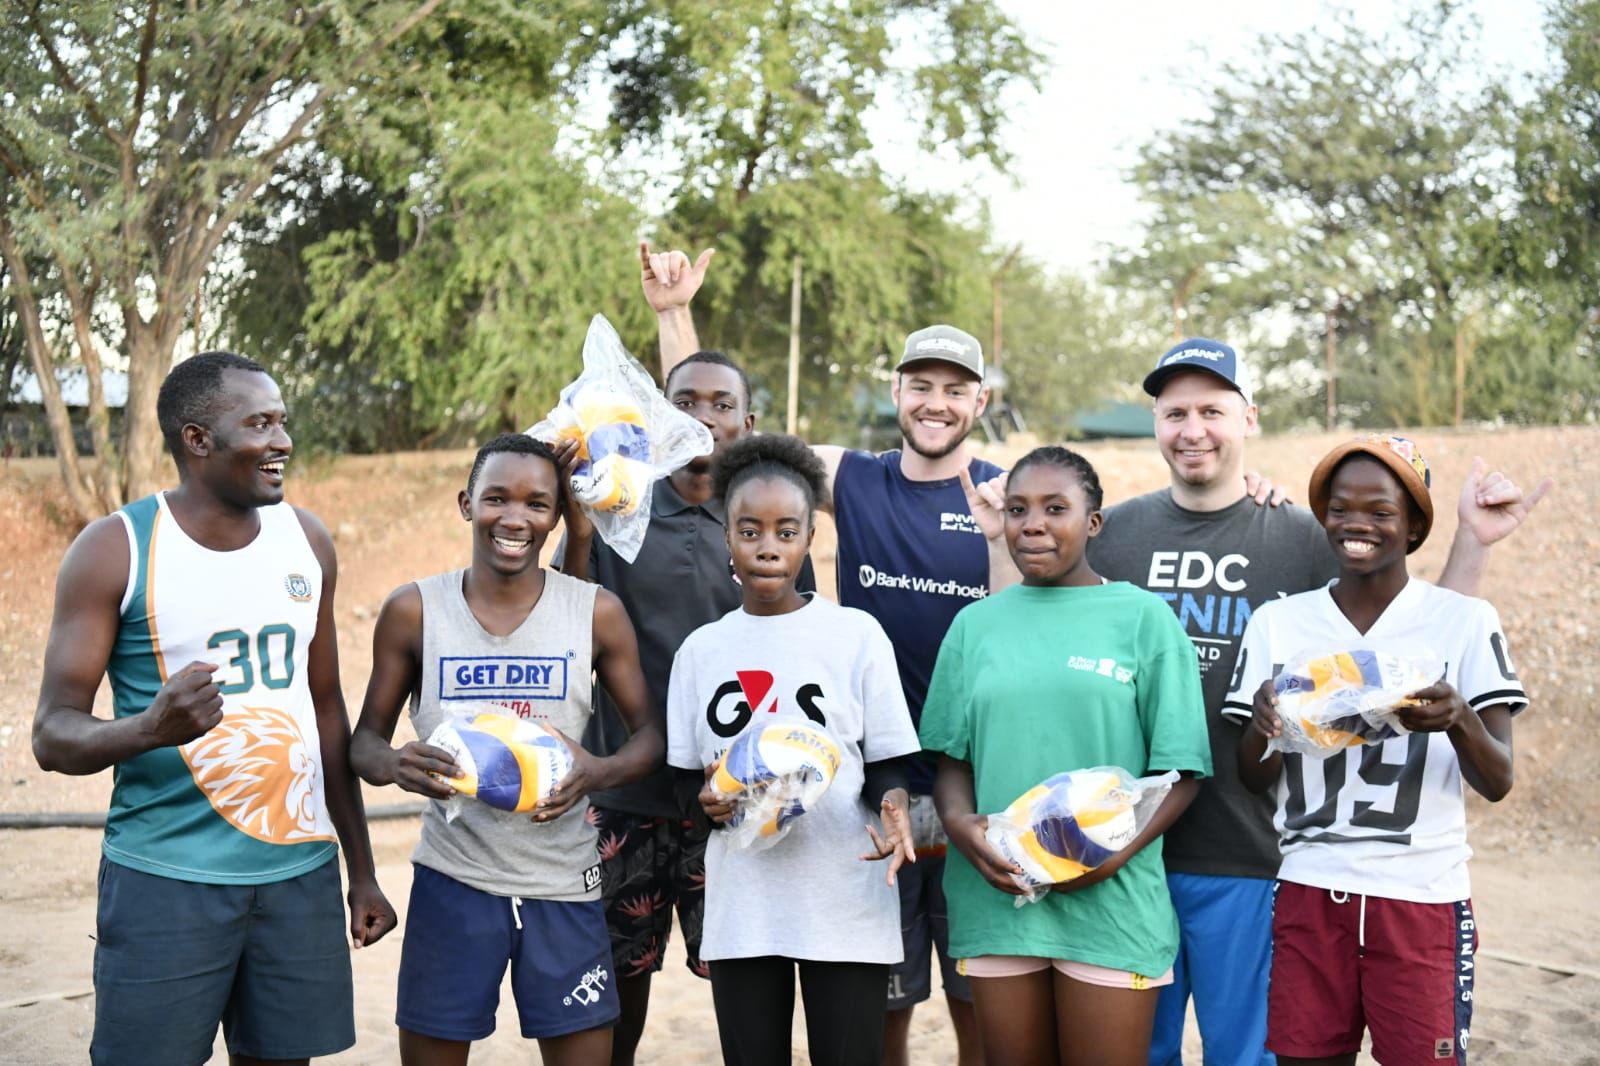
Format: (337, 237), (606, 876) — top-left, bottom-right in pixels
(958, 954), (1173, 991)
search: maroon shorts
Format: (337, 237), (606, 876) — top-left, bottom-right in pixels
(1268, 882), (1478, 1064)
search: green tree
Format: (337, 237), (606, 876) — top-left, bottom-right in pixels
(1501, 0), (1600, 422)
(222, 1), (1043, 445)
(301, 98), (652, 438)
(224, 159), (432, 456)
(609, 0), (1042, 437)
(0, 0), (445, 522)
(986, 259), (1156, 439)
(1110, 185), (1281, 346)
(1123, 8), (1520, 429)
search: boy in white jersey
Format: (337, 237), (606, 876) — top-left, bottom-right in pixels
(33, 352), (395, 1065)
(1227, 435), (1525, 1066)
(351, 434), (664, 1066)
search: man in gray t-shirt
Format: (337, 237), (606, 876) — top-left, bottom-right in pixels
(1079, 338), (1543, 1066)
(1091, 489), (1334, 884)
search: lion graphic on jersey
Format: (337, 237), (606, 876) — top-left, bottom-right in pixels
(181, 704), (335, 844)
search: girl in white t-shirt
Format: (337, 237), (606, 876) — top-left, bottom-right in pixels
(1231, 435), (1525, 1066)
(665, 434), (921, 1066)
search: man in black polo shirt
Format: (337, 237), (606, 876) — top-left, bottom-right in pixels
(560, 249), (814, 1066)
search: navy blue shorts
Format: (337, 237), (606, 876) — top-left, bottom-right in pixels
(887, 794), (972, 1009)
(398, 864), (620, 1041)
(90, 855), (354, 1066)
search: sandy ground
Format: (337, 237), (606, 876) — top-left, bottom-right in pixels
(1, 425), (1598, 1062)
(1, 823), (1596, 1064)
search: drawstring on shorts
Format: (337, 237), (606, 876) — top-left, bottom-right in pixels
(1329, 890), (1368, 957)
(511, 896), (524, 931)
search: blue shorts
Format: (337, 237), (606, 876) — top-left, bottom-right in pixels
(398, 864), (620, 1041)
(1149, 872), (1276, 1066)
(886, 794), (972, 1008)
(90, 855), (354, 1066)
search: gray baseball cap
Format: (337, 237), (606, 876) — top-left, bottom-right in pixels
(897, 324), (984, 380)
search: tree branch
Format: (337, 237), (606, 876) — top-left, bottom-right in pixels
(213, 6), (338, 154)
(21, 0), (124, 147)
(0, 201), (100, 522)
(161, 0), (446, 319)
(126, 0), (161, 140)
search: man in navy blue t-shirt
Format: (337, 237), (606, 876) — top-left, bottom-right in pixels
(644, 246), (1000, 1066)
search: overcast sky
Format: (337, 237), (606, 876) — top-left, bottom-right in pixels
(868, 0), (1554, 272)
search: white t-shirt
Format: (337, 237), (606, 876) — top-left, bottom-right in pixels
(1222, 579), (1526, 903)
(667, 594), (921, 963)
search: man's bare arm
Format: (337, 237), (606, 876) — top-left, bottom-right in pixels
(33, 518), (224, 775)
(640, 241), (713, 378)
(1436, 459), (1553, 596)
(637, 242), (853, 511)
(297, 509), (397, 948)
(349, 584), (458, 799)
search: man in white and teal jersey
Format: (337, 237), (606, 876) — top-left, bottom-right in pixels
(33, 352), (395, 1065)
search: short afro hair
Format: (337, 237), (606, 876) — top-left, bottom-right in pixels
(712, 433), (826, 516)
(1010, 445), (1104, 513)
(157, 351), (269, 458)
(665, 349), (753, 410)
(467, 433), (564, 503)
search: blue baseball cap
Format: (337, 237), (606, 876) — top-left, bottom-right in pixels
(1142, 338), (1254, 406)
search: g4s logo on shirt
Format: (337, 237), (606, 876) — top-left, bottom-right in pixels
(706, 670), (827, 737)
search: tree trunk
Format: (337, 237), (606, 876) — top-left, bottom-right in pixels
(1453, 307), (1479, 427)
(0, 222), (100, 523)
(66, 285), (124, 512)
(121, 322), (171, 501)
(1324, 305), (1338, 432)
(1170, 266), (1201, 343)
(786, 255), (801, 436)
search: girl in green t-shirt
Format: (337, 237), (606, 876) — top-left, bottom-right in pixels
(922, 446), (1212, 1066)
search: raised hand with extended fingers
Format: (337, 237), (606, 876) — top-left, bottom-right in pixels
(1457, 456), (1554, 547)
(639, 240), (714, 313)
(958, 466), (1007, 541)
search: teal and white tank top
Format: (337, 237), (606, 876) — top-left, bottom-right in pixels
(103, 493), (337, 884)
(410, 568), (601, 900)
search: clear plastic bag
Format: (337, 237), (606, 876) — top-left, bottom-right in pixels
(710, 722), (843, 852)
(1267, 650), (1439, 760)
(985, 767), (1179, 905)
(527, 314), (714, 563)
(424, 710), (574, 823)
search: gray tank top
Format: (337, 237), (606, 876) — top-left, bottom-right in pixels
(410, 568), (601, 900)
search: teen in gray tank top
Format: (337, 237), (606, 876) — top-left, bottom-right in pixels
(351, 435), (664, 1063)
(409, 567), (601, 901)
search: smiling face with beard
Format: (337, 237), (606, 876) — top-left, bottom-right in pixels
(892, 361), (987, 461)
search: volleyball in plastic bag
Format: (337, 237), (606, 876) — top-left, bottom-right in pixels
(1268, 649), (1438, 760)
(425, 712), (574, 820)
(528, 314), (714, 562)
(985, 767), (1179, 905)
(711, 722), (843, 851)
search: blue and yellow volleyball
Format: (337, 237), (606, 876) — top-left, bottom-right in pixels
(428, 714), (574, 813)
(1273, 649), (1431, 752)
(986, 770), (1140, 889)
(552, 381), (652, 516)
(712, 722), (842, 838)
